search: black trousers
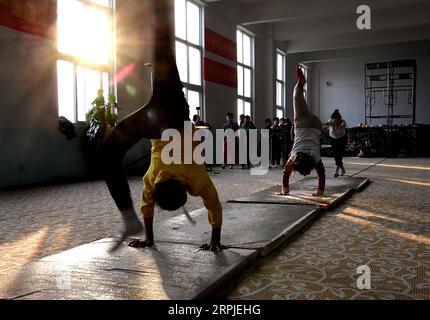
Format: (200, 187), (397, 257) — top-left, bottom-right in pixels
(101, 0), (190, 210)
(330, 135), (347, 167)
(272, 139), (281, 165)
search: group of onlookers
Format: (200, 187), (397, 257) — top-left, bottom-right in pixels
(193, 108), (348, 176)
(265, 117), (294, 168)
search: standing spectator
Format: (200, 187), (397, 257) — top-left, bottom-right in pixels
(223, 112), (239, 169)
(239, 114), (245, 126)
(264, 118), (273, 130)
(240, 115), (256, 168)
(280, 117), (293, 165)
(326, 109), (347, 177)
(192, 114), (211, 129)
(264, 118), (273, 164)
(271, 117), (282, 167)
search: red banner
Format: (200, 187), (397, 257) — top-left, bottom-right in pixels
(0, 0), (56, 39)
(205, 28), (237, 62)
(204, 58), (237, 89)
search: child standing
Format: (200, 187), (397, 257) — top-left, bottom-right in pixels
(271, 118), (282, 167)
(327, 109), (347, 177)
(222, 112), (239, 169)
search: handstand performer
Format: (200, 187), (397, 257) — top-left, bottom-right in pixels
(102, 0), (223, 251)
(281, 67), (326, 197)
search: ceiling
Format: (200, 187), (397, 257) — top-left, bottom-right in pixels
(205, 0), (430, 52)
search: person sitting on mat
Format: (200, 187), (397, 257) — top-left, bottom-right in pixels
(281, 66), (326, 197)
(101, 0), (223, 252)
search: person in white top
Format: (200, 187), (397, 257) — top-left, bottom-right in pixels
(281, 67), (326, 197)
(326, 110), (347, 177)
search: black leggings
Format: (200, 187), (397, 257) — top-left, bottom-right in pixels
(101, 0), (190, 210)
(330, 135), (347, 167)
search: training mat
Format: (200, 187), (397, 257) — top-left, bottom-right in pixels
(227, 176), (369, 207)
(0, 240), (256, 300)
(154, 202), (319, 256)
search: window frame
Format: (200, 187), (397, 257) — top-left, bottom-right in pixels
(236, 27), (254, 122)
(174, 0), (204, 120)
(56, 0), (116, 124)
(275, 49), (286, 118)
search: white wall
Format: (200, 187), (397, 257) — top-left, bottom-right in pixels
(285, 40), (430, 127)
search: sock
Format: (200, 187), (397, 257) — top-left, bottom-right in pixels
(109, 208), (143, 253)
(296, 66), (305, 87)
(120, 208), (142, 231)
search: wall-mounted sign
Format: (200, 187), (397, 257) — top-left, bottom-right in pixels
(205, 28), (236, 62)
(204, 57), (237, 88)
(0, 0), (56, 39)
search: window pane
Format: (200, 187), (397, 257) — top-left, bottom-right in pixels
(175, 41), (188, 82)
(237, 99), (244, 121)
(58, 0), (85, 58)
(244, 68), (251, 98)
(88, 0), (110, 7)
(244, 101), (251, 117)
(77, 66), (102, 122)
(58, 0), (110, 65)
(237, 30), (243, 64)
(276, 81), (283, 106)
(175, 0), (186, 40)
(187, 90), (200, 118)
(277, 53), (284, 81)
(237, 66), (243, 96)
(57, 60), (76, 122)
(276, 108), (284, 119)
(189, 47), (201, 85)
(243, 34), (251, 66)
(83, 6), (110, 64)
(187, 1), (200, 45)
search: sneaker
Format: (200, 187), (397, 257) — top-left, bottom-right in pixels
(334, 165), (339, 178)
(222, 165), (226, 169)
(340, 165), (345, 176)
(229, 165), (234, 169)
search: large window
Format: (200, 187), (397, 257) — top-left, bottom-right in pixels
(175, 0), (203, 119)
(57, 0), (115, 123)
(275, 50), (286, 118)
(237, 29), (254, 122)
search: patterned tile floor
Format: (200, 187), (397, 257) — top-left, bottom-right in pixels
(0, 162), (310, 272)
(4, 157), (425, 300)
(223, 158), (430, 299)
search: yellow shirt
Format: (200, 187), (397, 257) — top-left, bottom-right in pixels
(140, 139), (222, 228)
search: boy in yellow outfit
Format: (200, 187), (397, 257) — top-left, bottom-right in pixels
(103, 0), (223, 251)
(127, 137), (223, 250)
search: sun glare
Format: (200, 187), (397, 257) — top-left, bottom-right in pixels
(57, 0), (112, 65)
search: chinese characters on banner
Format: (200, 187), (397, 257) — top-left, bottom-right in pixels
(204, 28), (237, 88)
(0, 0), (56, 39)
(204, 57), (237, 88)
(205, 28), (237, 62)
